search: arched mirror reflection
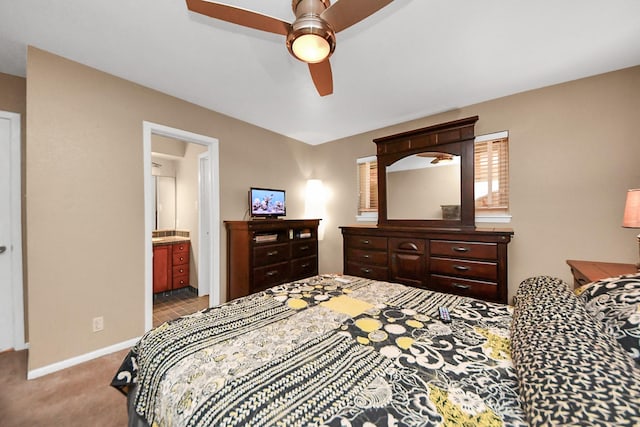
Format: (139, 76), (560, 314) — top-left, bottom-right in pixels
(386, 152), (461, 220)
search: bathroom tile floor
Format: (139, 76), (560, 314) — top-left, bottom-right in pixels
(153, 287), (210, 327)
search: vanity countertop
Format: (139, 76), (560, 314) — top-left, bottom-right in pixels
(152, 236), (191, 246)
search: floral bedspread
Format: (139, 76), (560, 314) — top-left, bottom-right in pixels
(112, 276), (526, 427)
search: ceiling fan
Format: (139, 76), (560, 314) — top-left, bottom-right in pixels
(185, 0), (394, 96)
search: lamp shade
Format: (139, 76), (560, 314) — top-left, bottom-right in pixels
(623, 189), (640, 228)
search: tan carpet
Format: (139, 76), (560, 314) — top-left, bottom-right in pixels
(0, 348), (130, 426)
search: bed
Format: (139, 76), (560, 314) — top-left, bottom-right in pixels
(112, 274), (640, 426)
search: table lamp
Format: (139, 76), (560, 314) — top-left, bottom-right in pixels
(623, 188), (640, 270)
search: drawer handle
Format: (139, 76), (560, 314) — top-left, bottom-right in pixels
(267, 250), (279, 257)
(361, 268), (372, 274)
(452, 283), (470, 290)
(179, 268), (184, 273)
(362, 254), (371, 259)
(299, 245), (309, 251)
(453, 265), (470, 272)
(266, 270), (279, 277)
(360, 239), (370, 245)
(179, 257), (185, 262)
(301, 263), (310, 268)
(453, 247), (469, 253)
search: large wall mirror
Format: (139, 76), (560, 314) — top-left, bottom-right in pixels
(375, 116), (478, 229)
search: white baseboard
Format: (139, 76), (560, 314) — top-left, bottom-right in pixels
(27, 337), (140, 380)
(15, 341), (29, 351)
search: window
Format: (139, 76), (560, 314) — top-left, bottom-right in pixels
(475, 132), (509, 216)
(357, 156), (378, 220)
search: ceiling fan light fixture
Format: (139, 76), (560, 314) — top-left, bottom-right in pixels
(286, 15), (335, 63)
(292, 33), (330, 63)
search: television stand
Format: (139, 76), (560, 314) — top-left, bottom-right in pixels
(224, 219), (320, 300)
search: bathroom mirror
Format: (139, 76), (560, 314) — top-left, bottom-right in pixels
(155, 176), (176, 229)
(375, 116), (478, 229)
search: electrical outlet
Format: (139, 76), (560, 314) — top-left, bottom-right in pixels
(92, 316), (104, 332)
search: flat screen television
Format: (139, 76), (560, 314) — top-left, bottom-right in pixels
(249, 187), (286, 218)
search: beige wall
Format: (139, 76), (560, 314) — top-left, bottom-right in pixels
(0, 72), (28, 341)
(152, 134), (186, 157)
(314, 65), (640, 299)
(0, 72), (26, 114)
(387, 164), (460, 219)
(25, 47), (314, 371)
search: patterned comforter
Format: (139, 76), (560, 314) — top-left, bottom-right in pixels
(112, 276), (526, 426)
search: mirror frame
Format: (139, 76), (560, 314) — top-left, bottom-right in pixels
(374, 116), (479, 229)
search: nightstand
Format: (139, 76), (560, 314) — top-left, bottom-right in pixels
(566, 259), (637, 289)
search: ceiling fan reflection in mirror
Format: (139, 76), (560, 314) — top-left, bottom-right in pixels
(185, 0), (394, 96)
(417, 152), (456, 164)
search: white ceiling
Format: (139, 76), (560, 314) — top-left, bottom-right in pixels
(1, 0), (639, 145)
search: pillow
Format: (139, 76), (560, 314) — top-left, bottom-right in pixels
(511, 276), (640, 426)
(576, 273), (640, 364)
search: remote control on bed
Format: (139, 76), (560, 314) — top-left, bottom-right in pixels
(438, 306), (451, 323)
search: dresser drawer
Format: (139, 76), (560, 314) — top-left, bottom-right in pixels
(345, 262), (388, 280)
(346, 248), (388, 266)
(172, 251), (189, 266)
(252, 262), (289, 291)
(253, 243), (290, 267)
(430, 274), (499, 301)
(292, 240), (317, 259)
(173, 242), (190, 254)
(430, 257), (497, 281)
(172, 265), (189, 277)
(291, 256), (318, 279)
(345, 235), (388, 251)
(173, 274), (190, 289)
(430, 240), (497, 260)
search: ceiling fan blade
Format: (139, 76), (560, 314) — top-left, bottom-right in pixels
(321, 0), (394, 33)
(308, 60), (333, 96)
(186, 0), (291, 36)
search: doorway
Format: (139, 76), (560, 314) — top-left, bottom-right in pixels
(143, 122), (220, 332)
(0, 110), (25, 352)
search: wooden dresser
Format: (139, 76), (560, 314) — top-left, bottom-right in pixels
(225, 219), (320, 300)
(342, 226), (513, 304)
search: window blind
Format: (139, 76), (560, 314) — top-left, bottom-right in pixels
(475, 138), (509, 211)
(358, 160), (378, 213)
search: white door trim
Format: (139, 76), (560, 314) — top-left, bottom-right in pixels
(198, 152), (211, 299)
(143, 121), (220, 331)
(1, 110), (25, 350)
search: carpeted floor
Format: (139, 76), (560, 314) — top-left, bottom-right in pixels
(0, 348), (130, 426)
